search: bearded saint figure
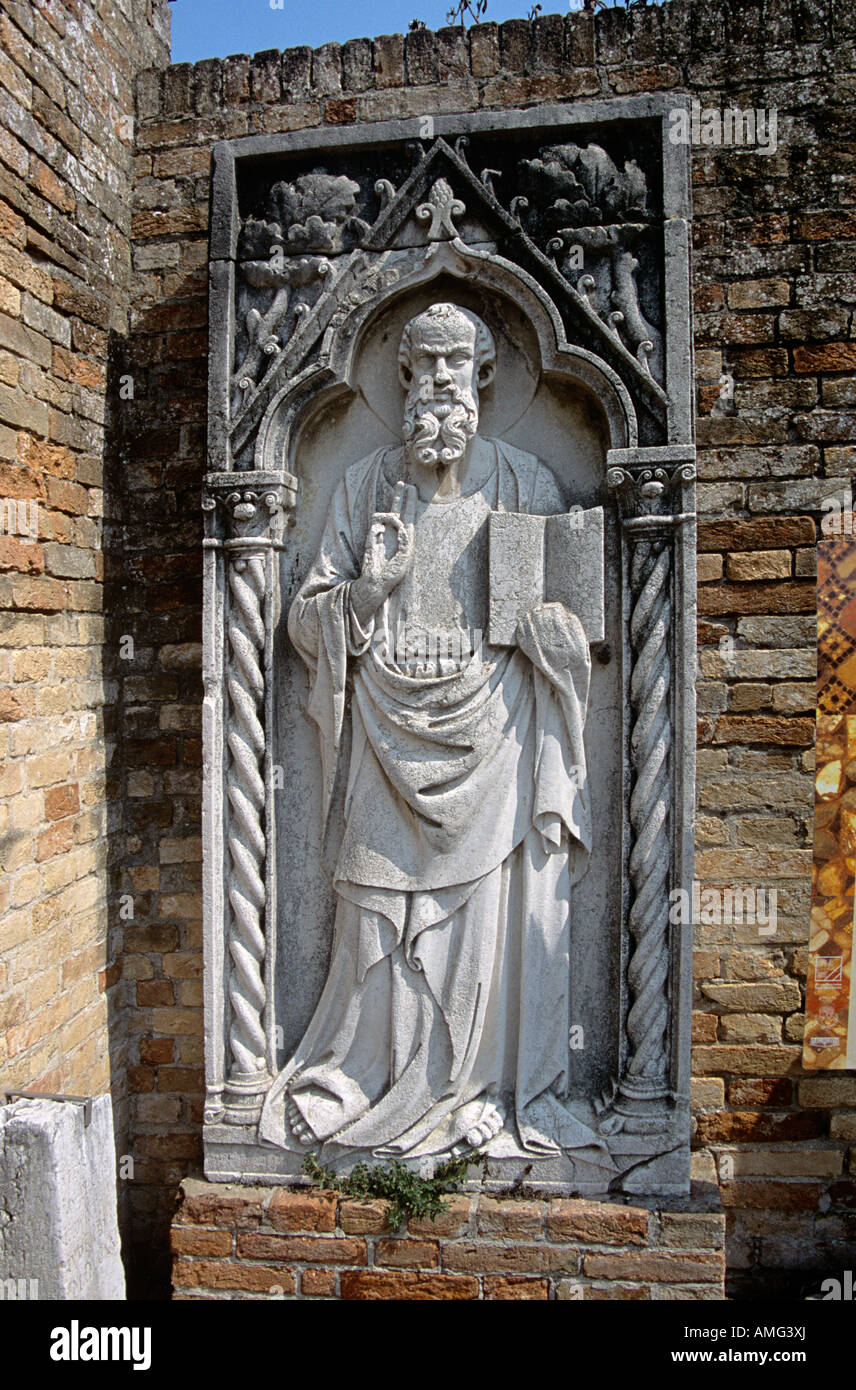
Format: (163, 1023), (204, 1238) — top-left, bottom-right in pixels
(259, 302), (613, 1171)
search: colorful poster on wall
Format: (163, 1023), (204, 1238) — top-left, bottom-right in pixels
(805, 539), (856, 1069)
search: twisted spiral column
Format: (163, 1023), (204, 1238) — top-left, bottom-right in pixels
(621, 536), (672, 1101)
(202, 472), (296, 1130)
(224, 549), (270, 1114)
(596, 458), (695, 1142)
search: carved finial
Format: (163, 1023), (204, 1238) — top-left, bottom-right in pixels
(415, 179), (466, 241)
(374, 179), (396, 215)
(636, 339), (654, 377)
(479, 168), (500, 197)
(577, 273), (597, 310)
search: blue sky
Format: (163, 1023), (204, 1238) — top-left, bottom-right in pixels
(169, 1), (589, 64)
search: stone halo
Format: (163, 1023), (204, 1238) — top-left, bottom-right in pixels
(353, 286), (541, 441)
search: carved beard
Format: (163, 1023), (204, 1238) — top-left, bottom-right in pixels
(402, 380), (479, 467)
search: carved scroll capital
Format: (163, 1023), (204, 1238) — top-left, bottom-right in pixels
(607, 448), (696, 530)
(203, 469), (299, 545)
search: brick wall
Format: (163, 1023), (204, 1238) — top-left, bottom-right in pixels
(0, 0), (170, 1255)
(2, 0), (853, 1298)
(171, 1180), (725, 1301)
(124, 0), (856, 1299)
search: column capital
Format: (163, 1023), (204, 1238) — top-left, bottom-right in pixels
(607, 450), (696, 525)
(203, 469), (299, 544)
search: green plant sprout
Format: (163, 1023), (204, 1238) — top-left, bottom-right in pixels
(302, 1151), (472, 1230)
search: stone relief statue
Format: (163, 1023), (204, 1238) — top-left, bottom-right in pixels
(259, 302), (614, 1172)
(205, 107), (696, 1194)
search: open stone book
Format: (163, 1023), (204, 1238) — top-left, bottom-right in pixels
(488, 507), (605, 647)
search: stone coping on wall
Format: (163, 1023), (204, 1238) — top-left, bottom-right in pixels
(171, 1175), (725, 1301)
(135, 0), (854, 138)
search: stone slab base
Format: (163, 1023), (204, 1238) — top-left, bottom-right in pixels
(203, 1111), (691, 1196)
(171, 1177), (724, 1301)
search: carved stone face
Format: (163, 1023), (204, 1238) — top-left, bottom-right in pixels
(400, 305), (493, 469)
(406, 311), (479, 411)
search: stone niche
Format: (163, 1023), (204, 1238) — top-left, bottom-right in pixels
(202, 96), (697, 1196)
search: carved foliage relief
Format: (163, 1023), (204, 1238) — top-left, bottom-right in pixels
(227, 124), (669, 467)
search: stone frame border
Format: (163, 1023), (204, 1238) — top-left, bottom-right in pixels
(202, 93), (696, 1193)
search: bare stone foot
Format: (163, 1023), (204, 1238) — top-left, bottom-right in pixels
(465, 1100), (504, 1149)
(286, 1096), (315, 1147)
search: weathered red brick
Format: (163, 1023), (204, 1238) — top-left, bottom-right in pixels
(476, 1197), (543, 1239)
(170, 1227), (233, 1257)
(695, 1109), (825, 1145)
(583, 1251), (724, 1283)
(128, 1066), (155, 1094)
(708, 716), (815, 746)
(484, 1276), (549, 1299)
(51, 276), (110, 328)
(374, 1238), (439, 1269)
(693, 1012), (719, 1043)
(154, 1067), (204, 1094)
(796, 211), (856, 241)
(324, 97), (357, 124)
(828, 1182), (856, 1208)
(341, 1270), (478, 1300)
(43, 783), (79, 820)
(794, 343), (856, 373)
(136, 980), (174, 1007)
(698, 582), (816, 616)
(268, 1188), (338, 1234)
(657, 1213), (725, 1250)
(407, 1194), (470, 1237)
(0, 687), (36, 721)
(139, 1037), (174, 1065)
(178, 1180), (268, 1229)
(136, 1133), (201, 1160)
(36, 819), (74, 861)
(0, 536), (43, 575)
(301, 1268), (337, 1297)
(726, 1079), (793, 1107)
(131, 207), (208, 239)
(693, 1046), (803, 1077)
(337, 1198), (392, 1235)
(545, 1200), (648, 1246)
(173, 1259), (295, 1294)
(442, 1242), (580, 1276)
(720, 1181), (822, 1210)
(236, 1232), (367, 1266)
(583, 1282), (651, 1300)
(726, 550), (791, 582)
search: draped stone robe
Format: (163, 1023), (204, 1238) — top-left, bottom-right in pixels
(259, 439), (612, 1166)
